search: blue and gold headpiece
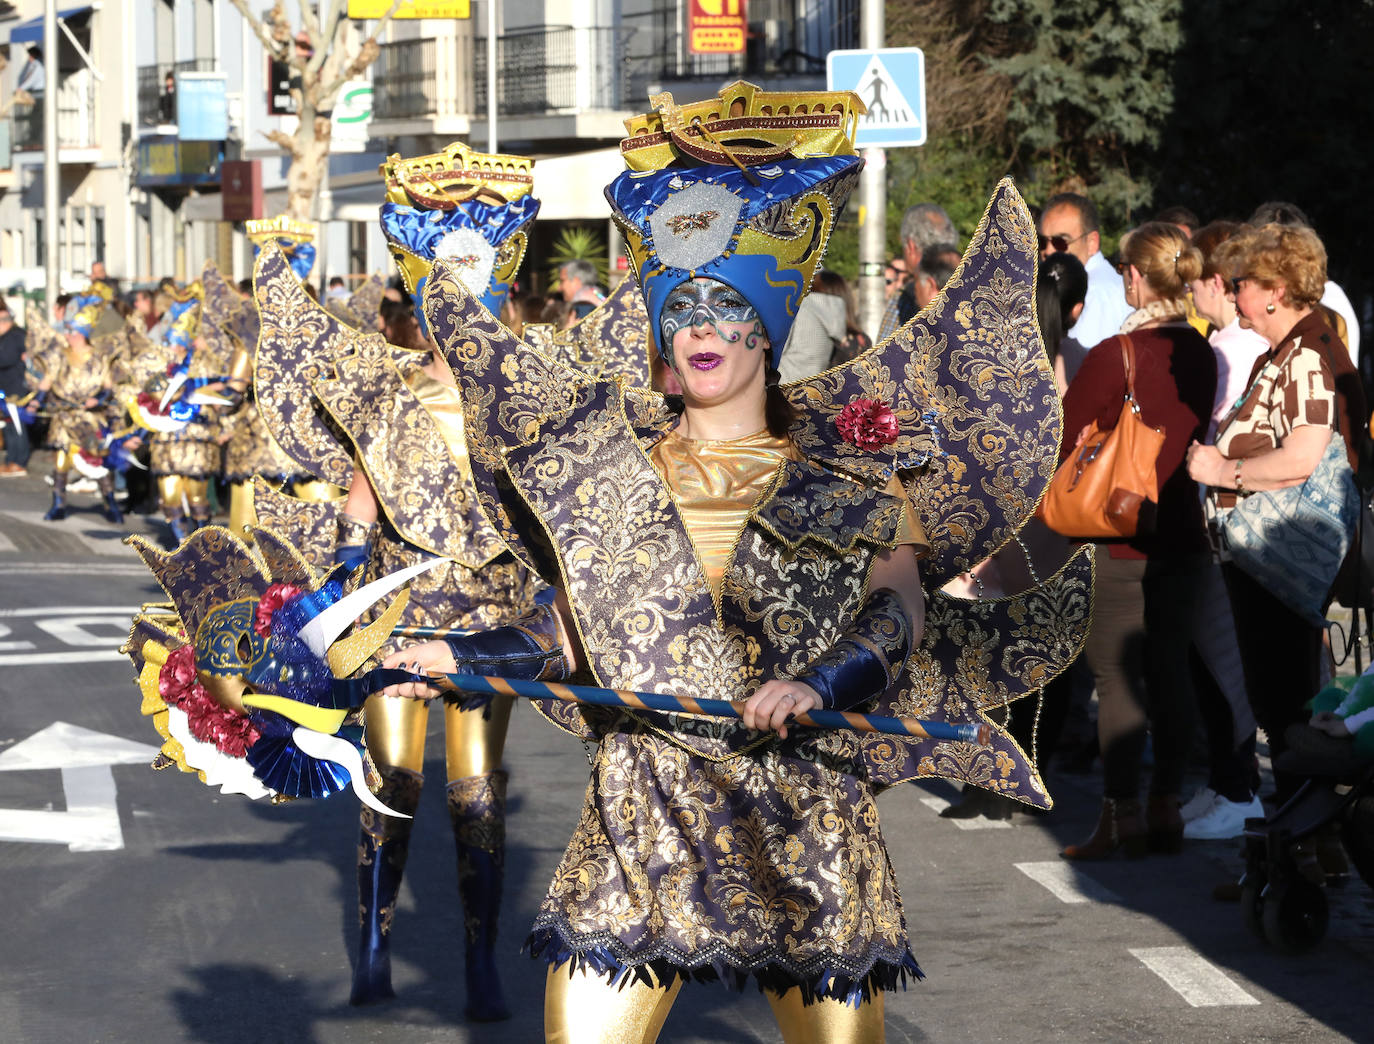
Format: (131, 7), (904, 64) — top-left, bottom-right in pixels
(246, 216), (317, 281)
(608, 81), (865, 364)
(64, 290), (107, 338)
(379, 141), (539, 328)
(162, 283), (204, 353)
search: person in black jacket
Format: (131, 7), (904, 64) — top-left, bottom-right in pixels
(0, 306), (30, 476)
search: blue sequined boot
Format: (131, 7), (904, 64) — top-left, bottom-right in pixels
(167, 513), (195, 544)
(449, 769), (511, 1022)
(350, 767), (422, 1006)
(99, 476), (123, 525)
(43, 473), (67, 521)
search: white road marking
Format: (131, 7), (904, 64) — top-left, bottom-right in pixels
(0, 622), (36, 651)
(0, 606), (142, 617)
(919, 795), (1013, 829)
(1129, 947), (1261, 1007)
(0, 528), (15, 552)
(1, 563), (150, 576)
(0, 650), (126, 666)
(1015, 861), (1121, 904)
(35, 616), (132, 647)
(0, 721), (161, 852)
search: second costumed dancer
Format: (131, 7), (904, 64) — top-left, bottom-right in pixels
(380, 82), (1091, 1041)
(252, 142), (547, 1018)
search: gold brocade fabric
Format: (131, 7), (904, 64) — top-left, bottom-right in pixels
(650, 428), (794, 602)
(405, 367), (475, 488)
(651, 429), (928, 601)
(43, 349), (113, 453)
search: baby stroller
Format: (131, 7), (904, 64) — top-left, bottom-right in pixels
(1239, 726), (1374, 953)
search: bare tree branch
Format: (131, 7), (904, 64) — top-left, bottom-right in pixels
(264, 128), (296, 151)
(320, 0), (402, 99)
(226, 0), (288, 60)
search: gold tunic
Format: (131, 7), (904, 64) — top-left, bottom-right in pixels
(651, 427), (927, 601)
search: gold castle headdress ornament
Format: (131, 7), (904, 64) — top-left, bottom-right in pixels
(607, 80), (866, 363)
(246, 216), (317, 280)
(378, 141), (539, 326)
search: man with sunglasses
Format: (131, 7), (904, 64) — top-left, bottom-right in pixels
(1039, 192), (1131, 382)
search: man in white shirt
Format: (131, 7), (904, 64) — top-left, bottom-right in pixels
(1039, 192), (1132, 383)
(16, 47), (45, 95)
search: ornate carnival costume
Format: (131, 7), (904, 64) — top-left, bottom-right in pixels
(203, 245), (317, 536)
(34, 288), (118, 522)
(250, 142), (551, 1016)
(137, 284), (225, 541)
(412, 82), (1092, 1038)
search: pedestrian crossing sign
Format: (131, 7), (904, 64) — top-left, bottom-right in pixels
(826, 47), (927, 148)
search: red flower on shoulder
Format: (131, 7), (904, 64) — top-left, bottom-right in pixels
(835, 398), (899, 451)
(254, 583), (304, 637)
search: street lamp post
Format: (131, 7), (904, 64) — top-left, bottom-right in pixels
(43, 0), (60, 313)
(857, 0), (885, 341)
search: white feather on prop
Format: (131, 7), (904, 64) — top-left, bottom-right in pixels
(165, 705), (274, 800)
(129, 402), (188, 433)
(296, 556), (444, 659)
(71, 453), (110, 480)
(187, 390), (233, 406)
(5, 401), (20, 434)
(159, 369), (189, 411)
(291, 726), (412, 818)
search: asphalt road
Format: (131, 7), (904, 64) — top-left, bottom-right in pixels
(2, 460), (1372, 1043)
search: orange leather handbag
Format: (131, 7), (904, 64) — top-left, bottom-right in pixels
(1040, 334), (1166, 539)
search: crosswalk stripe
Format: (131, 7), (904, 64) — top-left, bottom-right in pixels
(0, 650), (127, 666)
(919, 795), (1012, 829)
(1015, 861), (1121, 904)
(1129, 946), (1260, 1007)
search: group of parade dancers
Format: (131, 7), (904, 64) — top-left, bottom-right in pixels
(107, 82), (1088, 1042)
(13, 219), (359, 543)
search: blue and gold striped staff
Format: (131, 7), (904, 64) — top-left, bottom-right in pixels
(417, 672), (991, 745)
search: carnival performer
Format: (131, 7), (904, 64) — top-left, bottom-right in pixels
(200, 247), (313, 537)
(380, 83), (1089, 1041)
(139, 285), (225, 543)
(251, 143), (550, 1018)
(33, 289), (120, 523)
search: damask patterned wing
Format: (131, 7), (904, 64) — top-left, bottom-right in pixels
(786, 178), (1060, 590)
(24, 300), (66, 382)
(312, 326), (510, 570)
(422, 257), (591, 583)
(250, 478), (343, 573)
(252, 244), (355, 488)
(200, 258), (246, 331)
(539, 274), (654, 386)
(326, 273), (385, 330)
(863, 544), (1094, 809)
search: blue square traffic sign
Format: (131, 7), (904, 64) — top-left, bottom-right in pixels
(826, 47), (927, 148)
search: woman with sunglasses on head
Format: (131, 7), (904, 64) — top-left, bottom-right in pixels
(1186, 222), (1366, 809)
(1058, 221), (1217, 860)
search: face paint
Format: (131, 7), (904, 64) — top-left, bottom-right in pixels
(660, 279), (767, 365)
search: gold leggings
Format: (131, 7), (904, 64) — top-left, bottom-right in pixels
(543, 964), (885, 1044)
(228, 481), (255, 537)
(363, 690), (513, 781)
(157, 475), (209, 517)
